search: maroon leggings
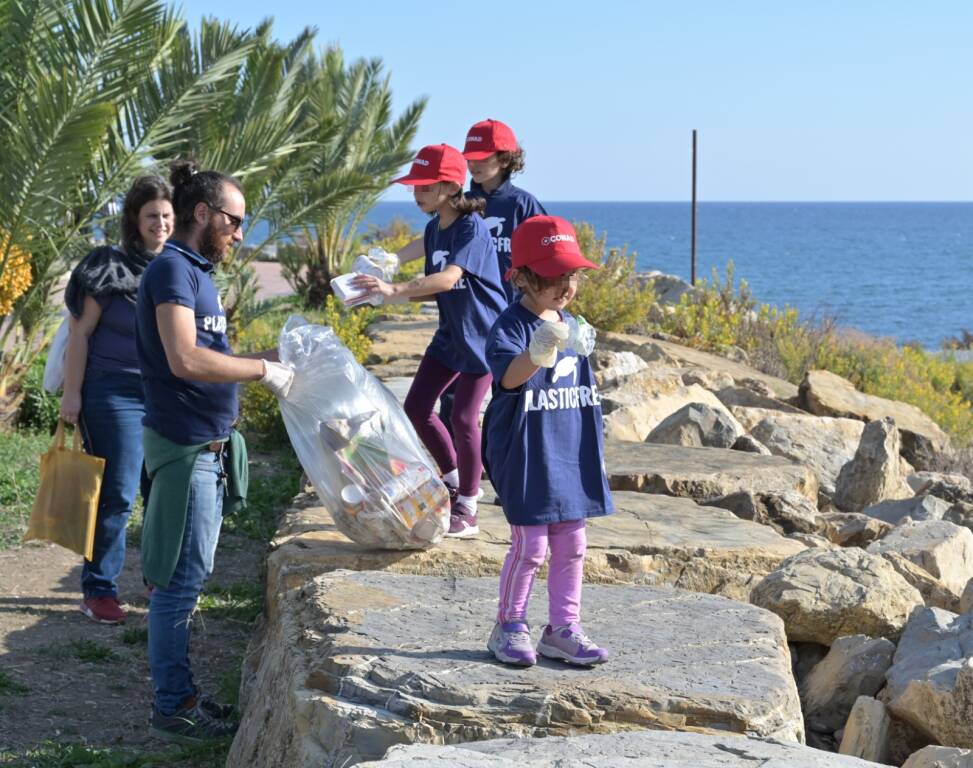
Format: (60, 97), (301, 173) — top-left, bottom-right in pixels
(404, 354), (492, 497)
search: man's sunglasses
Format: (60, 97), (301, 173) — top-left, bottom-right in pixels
(207, 203), (243, 232)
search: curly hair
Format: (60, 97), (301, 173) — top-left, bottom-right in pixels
(169, 158), (243, 232)
(497, 148), (526, 179)
(120, 175), (172, 254)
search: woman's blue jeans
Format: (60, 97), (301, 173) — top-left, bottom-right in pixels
(148, 450), (224, 715)
(79, 372), (145, 599)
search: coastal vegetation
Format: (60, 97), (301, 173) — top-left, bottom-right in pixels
(0, 0), (423, 407)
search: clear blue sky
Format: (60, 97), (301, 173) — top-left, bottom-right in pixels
(186, 1), (972, 202)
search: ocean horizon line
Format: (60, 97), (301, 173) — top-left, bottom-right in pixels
(378, 199), (973, 206)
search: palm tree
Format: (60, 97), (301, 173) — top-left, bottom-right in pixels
(277, 49), (425, 306)
(0, 0), (253, 398)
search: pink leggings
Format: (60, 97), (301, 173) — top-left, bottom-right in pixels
(403, 353), (492, 497)
(497, 520), (587, 627)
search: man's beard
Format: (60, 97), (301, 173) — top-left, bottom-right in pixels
(199, 220), (228, 265)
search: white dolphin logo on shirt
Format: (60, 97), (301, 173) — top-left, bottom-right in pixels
(482, 216), (506, 235)
(551, 356), (578, 385)
(431, 250), (449, 272)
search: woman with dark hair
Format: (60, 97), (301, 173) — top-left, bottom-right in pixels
(60, 174), (174, 625)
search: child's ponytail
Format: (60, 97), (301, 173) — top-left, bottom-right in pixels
(449, 189), (487, 216)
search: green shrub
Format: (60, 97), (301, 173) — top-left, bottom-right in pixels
(0, 428), (49, 548)
(16, 355), (59, 433)
(569, 222), (654, 332)
(651, 262), (973, 446)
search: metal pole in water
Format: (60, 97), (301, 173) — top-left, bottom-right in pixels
(691, 129), (698, 286)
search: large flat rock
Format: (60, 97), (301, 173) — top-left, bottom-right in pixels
(604, 439), (818, 504)
(800, 369), (952, 469)
(359, 730), (892, 767)
(601, 330), (799, 400)
(229, 572), (805, 767)
(266, 489), (805, 607)
(365, 315), (437, 364)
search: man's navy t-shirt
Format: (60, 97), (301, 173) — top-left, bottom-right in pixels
(483, 303), (614, 526)
(136, 240), (238, 445)
(468, 179), (546, 303)
(423, 213), (507, 375)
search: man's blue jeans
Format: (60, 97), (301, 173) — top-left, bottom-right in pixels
(148, 450), (224, 715)
(79, 372), (145, 598)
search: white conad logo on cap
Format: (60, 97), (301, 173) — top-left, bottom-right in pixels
(541, 234), (575, 245)
(414, 158), (430, 166)
(466, 135), (483, 142)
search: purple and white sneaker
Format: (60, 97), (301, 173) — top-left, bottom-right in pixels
(445, 502), (479, 538)
(536, 624), (609, 666)
(488, 621), (536, 666)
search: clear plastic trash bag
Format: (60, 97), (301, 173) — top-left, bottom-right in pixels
(277, 315), (449, 549)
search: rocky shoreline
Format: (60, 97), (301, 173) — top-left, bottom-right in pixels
(229, 313), (973, 767)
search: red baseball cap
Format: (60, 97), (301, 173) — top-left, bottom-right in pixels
(507, 216), (599, 280)
(393, 144), (467, 186)
(463, 119), (518, 160)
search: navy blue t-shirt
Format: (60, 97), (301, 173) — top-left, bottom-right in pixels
(482, 303), (614, 526)
(468, 179), (546, 303)
(86, 295), (140, 376)
(136, 240), (238, 445)
(423, 213), (507, 375)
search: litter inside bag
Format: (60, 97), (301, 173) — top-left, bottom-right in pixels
(276, 315), (449, 549)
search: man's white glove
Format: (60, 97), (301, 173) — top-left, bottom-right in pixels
(529, 321), (570, 368)
(260, 360), (295, 398)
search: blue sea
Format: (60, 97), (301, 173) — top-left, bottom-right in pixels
(260, 202), (973, 349)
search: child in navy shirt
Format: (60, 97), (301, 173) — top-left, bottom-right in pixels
(354, 145), (507, 538)
(483, 216), (613, 667)
(463, 119), (547, 303)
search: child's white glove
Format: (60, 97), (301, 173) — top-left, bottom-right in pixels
(260, 360), (295, 398)
(529, 321), (570, 368)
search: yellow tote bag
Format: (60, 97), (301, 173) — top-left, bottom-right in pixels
(23, 420), (104, 561)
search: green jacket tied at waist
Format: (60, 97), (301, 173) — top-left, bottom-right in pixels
(141, 426), (248, 588)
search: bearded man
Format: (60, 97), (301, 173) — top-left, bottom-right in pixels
(135, 160), (293, 742)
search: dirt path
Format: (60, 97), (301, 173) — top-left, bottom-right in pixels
(0, 532), (263, 760)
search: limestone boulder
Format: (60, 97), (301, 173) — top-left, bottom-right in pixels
(681, 367), (736, 392)
(600, 330), (798, 401)
(800, 634), (896, 732)
(359, 730), (895, 767)
(823, 512), (893, 548)
(716, 385), (807, 414)
(646, 402), (744, 449)
(750, 548), (924, 645)
(946, 502), (973, 534)
(834, 418), (913, 513)
(601, 373), (732, 442)
(879, 551), (963, 612)
(884, 607), (973, 748)
(230, 573), (805, 767)
(732, 408), (864, 498)
(265, 489), (805, 606)
(731, 434), (772, 455)
(589, 349), (647, 389)
(838, 696), (892, 764)
(902, 745), (973, 768)
(800, 369), (952, 470)
(706, 490), (824, 536)
(962, 579), (973, 614)
(863, 495), (952, 526)
(907, 472), (973, 499)
(604, 440), (818, 504)
(867, 520), (973, 596)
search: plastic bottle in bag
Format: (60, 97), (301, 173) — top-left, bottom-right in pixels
(565, 314), (596, 356)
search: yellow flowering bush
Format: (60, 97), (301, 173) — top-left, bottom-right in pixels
(0, 233), (32, 316)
